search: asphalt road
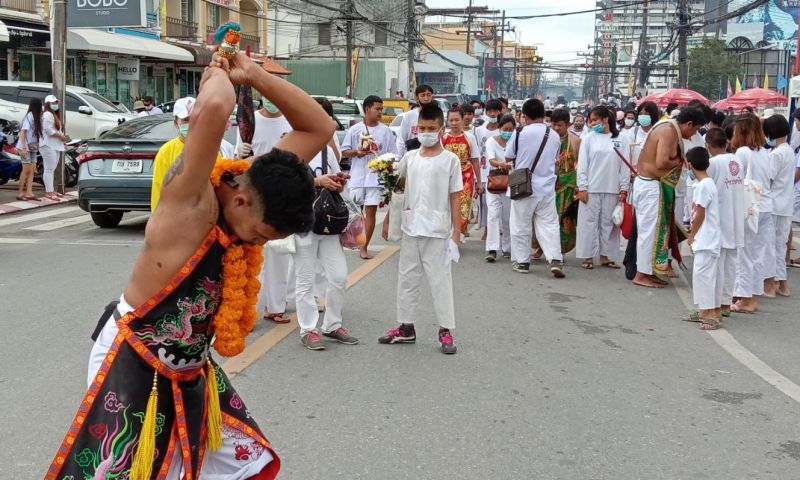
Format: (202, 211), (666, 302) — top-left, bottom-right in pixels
(1, 204), (799, 479)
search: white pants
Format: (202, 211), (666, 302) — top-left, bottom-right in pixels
(675, 167), (688, 224)
(632, 176), (660, 275)
(773, 214), (792, 281)
(693, 249), (719, 310)
(90, 296), (274, 479)
(295, 233), (347, 335)
(39, 144), (60, 193)
(683, 181), (694, 224)
(397, 234), (455, 329)
(576, 192), (620, 261)
(510, 193), (563, 263)
(794, 190), (800, 223)
(261, 247), (294, 314)
(716, 248), (737, 306)
(735, 213), (775, 298)
(478, 185), (488, 229)
(486, 191), (511, 252)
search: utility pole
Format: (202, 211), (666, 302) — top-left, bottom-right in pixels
(677, 0), (689, 88)
(635, 0), (650, 88)
(465, 0), (473, 54)
(345, 0), (354, 99)
(406, 0), (415, 94)
(609, 44), (617, 98)
(498, 10), (505, 96)
(52, 0), (67, 193)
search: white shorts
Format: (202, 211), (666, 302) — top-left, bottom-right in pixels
(351, 186), (383, 206)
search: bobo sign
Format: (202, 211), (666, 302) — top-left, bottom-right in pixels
(68, 0), (146, 28)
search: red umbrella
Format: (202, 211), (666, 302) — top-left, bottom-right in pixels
(637, 89), (711, 108)
(712, 88), (787, 112)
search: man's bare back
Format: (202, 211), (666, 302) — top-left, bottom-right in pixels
(637, 121), (683, 179)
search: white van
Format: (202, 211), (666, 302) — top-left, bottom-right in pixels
(0, 81), (136, 140)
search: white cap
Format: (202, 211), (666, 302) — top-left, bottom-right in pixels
(44, 94), (58, 104)
(763, 108), (775, 118)
(670, 109), (680, 118)
(173, 97), (196, 120)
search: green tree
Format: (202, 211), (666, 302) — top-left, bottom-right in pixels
(687, 38), (741, 100)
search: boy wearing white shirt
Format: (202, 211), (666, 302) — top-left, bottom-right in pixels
(685, 147), (722, 330)
(342, 95), (397, 260)
(395, 84), (435, 158)
(380, 104), (463, 354)
(705, 128), (745, 318)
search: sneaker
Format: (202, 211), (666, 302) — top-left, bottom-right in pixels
(502, 251), (511, 259)
(322, 327), (359, 345)
(485, 250), (497, 263)
(550, 260), (565, 278)
(512, 262), (530, 274)
(301, 331), (326, 351)
(438, 329), (457, 354)
(378, 323), (416, 344)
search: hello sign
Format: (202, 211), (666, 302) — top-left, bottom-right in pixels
(67, 0), (146, 28)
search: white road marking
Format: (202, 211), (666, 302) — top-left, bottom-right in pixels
(673, 267), (800, 404)
(25, 215), (93, 231)
(0, 237), (40, 244)
(0, 206), (81, 227)
(0, 237), (141, 246)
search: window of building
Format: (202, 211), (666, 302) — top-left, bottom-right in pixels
(375, 23), (388, 46)
(318, 22), (331, 45)
(208, 4), (220, 30)
(181, 0), (195, 22)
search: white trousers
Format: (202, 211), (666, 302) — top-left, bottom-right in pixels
(716, 248), (737, 306)
(794, 190), (800, 223)
(260, 247), (294, 314)
(39, 144), (60, 193)
(693, 249), (719, 310)
(295, 233), (347, 335)
(773, 214), (792, 281)
(397, 234), (455, 329)
(735, 213), (775, 298)
(575, 192), (620, 261)
(675, 167), (688, 224)
(632, 177), (660, 275)
(478, 185), (488, 229)
(510, 193), (563, 263)
(486, 191), (511, 252)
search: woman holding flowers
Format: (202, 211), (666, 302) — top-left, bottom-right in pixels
(442, 107), (482, 235)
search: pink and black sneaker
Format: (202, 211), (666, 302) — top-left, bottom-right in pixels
(378, 323), (416, 344)
(438, 329), (457, 355)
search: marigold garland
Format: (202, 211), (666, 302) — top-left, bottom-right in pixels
(210, 159), (264, 356)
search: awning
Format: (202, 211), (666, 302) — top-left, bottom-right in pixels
(0, 21), (9, 43)
(171, 43), (213, 67)
(250, 55), (292, 75)
(67, 29), (194, 62)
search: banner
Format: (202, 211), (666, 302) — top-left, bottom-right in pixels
(67, 0), (146, 28)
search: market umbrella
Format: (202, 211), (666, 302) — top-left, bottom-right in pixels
(636, 89), (711, 108)
(712, 88), (788, 112)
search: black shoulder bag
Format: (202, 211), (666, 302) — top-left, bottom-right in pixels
(312, 149), (349, 235)
(509, 126), (551, 200)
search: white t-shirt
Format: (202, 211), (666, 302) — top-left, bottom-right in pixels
(795, 151), (800, 194)
(621, 125), (649, 167)
(484, 136), (507, 167)
(219, 139), (235, 159)
(504, 123), (561, 197)
(475, 123), (500, 180)
(341, 121), (396, 189)
(737, 147), (773, 214)
(683, 133), (706, 190)
(236, 112), (292, 156)
(769, 143), (796, 216)
(41, 111), (65, 152)
(691, 177), (721, 252)
(396, 108), (420, 158)
(707, 153), (746, 249)
(17, 111), (40, 148)
(576, 132), (631, 194)
(308, 145), (340, 175)
(399, 148), (463, 238)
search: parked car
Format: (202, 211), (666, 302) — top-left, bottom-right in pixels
(77, 115), (238, 228)
(326, 98), (364, 127)
(0, 81), (136, 141)
(388, 114), (403, 138)
(381, 99), (409, 125)
(435, 93), (467, 107)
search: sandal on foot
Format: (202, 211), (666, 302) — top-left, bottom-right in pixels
(699, 318), (721, 330)
(600, 261), (621, 269)
(730, 304), (755, 314)
(720, 310), (731, 318)
(25, 195), (41, 201)
(15, 194), (26, 201)
(581, 260), (594, 270)
(682, 310), (701, 323)
(264, 313), (291, 324)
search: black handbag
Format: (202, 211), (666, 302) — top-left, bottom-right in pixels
(312, 149), (349, 235)
(509, 126), (551, 200)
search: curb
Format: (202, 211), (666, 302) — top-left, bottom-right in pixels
(0, 191), (78, 215)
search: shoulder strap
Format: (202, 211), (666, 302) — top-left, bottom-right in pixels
(513, 125), (522, 166)
(321, 147), (328, 174)
(613, 147), (637, 175)
(529, 126), (551, 174)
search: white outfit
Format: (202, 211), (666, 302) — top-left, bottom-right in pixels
(679, 133), (706, 224)
(621, 125), (649, 168)
(691, 177), (721, 309)
(90, 296), (274, 479)
(219, 139), (235, 159)
(235, 111), (292, 157)
(734, 147), (775, 298)
(770, 143), (796, 281)
(794, 151), (800, 223)
(575, 132), (630, 261)
(40, 111), (65, 192)
(505, 123), (562, 264)
(342, 121), (396, 206)
(17, 111), (40, 149)
(707, 153), (746, 306)
(296, 147), (348, 335)
(396, 148), (462, 328)
(395, 108), (420, 158)
(484, 136), (511, 252)
(632, 176), (661, 275)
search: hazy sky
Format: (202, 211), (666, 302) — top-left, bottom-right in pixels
(423, 0), (596, 64)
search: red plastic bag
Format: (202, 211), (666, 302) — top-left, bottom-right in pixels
(621, 202), (634, 239)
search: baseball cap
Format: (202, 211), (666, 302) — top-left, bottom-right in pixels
(173, 97), (196, 120)
(45, 94), (58, 104)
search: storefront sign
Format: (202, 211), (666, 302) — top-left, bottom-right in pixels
(152, 65), (167, 77)
(67, 0), (146, 28)
(117, 58), (140, 81)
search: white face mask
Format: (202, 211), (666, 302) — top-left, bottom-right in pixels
(417, 132), (440, 148)
(486, 115), (498, 124)
(624, 119), (635, 127)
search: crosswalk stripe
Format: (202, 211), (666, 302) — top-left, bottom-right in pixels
(0, 206), (81, 227)
(25, 214), (92, 231)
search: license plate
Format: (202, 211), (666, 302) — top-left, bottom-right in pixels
(111, 159), (143, 174)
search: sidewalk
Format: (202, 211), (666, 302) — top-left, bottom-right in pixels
(0, 183), (77, 215)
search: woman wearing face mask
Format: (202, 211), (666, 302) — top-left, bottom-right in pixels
(442, 107), (481, 236)
(623, 101), (659, 168)
(575, 106), (630, 270)
(40, 95), (69, 201)
(570, 113), (586, 138)
(483, 114), (515, 262)
(622, 110), (637, 131)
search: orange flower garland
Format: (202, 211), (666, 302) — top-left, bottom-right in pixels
(210, 159), (264, 356)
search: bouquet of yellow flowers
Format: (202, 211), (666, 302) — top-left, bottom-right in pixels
(368, 153), (400, 205)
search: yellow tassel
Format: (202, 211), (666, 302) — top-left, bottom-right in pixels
(206, 359), (223, 451)
(131, 370), (158, 480)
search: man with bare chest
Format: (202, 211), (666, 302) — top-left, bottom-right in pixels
(631, 108), (704, 288)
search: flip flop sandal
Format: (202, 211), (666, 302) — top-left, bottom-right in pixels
(15, 195), (26, 201)
(25, 196), (41, 201)
(581, 260), (594, 270)
(720, 310), (731, 318)
(788, 260), (800, 268)
(601, 261), (621, 269)
(264, 313), (291, 324)
(730, 304), (755, 314)
(682, 310), (701, 323)
(699, 318), (721, 330)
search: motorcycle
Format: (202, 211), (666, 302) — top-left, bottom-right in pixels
(0, 119), (80, 188)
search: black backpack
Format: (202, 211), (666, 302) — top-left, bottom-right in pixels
(312, 148), (349, 235)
